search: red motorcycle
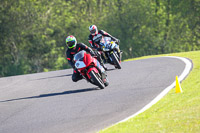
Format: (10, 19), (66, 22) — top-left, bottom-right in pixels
(73, 50), (109, 89)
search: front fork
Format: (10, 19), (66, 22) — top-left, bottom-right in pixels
(114, 45), (121, 61)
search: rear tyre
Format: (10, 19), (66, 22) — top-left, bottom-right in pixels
(111, 53), (121, 69)
(89, 70), (105, 89)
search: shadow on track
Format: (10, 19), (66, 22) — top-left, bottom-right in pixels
(32, 74), (73, 81)
(33, 68), (115, 81)
(0, 87), (98, 103)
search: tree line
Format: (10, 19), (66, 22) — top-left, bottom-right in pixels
(0, 0), (199, 77)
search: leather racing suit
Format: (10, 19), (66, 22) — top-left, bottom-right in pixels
(88, 30), (121, 63)
(88, 30), (118, 51)
(66, 43), (95, 82)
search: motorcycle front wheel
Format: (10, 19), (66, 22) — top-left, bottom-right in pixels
(89, 70), (105, 89)
(111, 52), (121, 69)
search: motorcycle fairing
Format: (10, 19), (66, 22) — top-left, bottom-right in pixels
(84, 52), (93, 68)
(75, 60), (86, 69)
(86, 59), (104, 79)
(74, 50), (105, 80)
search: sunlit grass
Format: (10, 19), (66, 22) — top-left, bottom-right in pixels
(99, 51), (200, 133)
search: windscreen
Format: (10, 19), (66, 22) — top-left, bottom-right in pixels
(74, 50), (85, 61)
(100, 37), (111, 46)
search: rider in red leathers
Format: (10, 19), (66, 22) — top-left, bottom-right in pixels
(66, 35), (108, 82)
(66, 35), (95, 82)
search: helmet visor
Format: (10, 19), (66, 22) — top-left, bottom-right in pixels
(90, 29), (96, 34)
(67, 41), (75, 48)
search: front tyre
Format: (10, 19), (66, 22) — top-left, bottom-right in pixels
(104, 77), (109, 87)
(89, 70), (105, 89)
(111, 53), (121, 69)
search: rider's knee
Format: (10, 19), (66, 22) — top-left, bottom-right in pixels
(72, 76), (78, 82)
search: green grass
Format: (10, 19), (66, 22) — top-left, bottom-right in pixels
(99, 51), (200, 133)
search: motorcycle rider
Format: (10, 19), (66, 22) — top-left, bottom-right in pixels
(66, 35), (108, 83)
(66, 35), (95, 82)
(88, 25), (122, 64)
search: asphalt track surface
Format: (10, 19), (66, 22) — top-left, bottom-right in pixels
(0, 57), (190, 133)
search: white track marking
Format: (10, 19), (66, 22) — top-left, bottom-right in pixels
(105, 56), (193, 129)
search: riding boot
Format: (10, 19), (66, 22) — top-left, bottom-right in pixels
(97, 54), (107, 70)
(101, 61), (107, 71)
(101, 71), (109, 87)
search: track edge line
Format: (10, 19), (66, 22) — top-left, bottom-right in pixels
(102, 56), (193, 131)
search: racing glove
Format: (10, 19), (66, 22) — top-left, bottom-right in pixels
(116, 39), (120, 44)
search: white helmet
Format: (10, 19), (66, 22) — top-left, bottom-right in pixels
(89, 25), (98, 35)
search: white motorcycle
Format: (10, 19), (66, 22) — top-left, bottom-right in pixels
(99, 37), (121, 69)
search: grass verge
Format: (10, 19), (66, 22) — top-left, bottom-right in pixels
(99, 50), (200, 133)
